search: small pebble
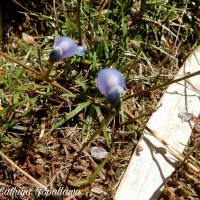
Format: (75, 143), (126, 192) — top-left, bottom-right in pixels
(91, 147), (109, 159)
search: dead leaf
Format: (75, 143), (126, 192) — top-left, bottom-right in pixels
(22, 32), (36, 45)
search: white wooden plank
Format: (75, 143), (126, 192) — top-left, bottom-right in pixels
(115, 45), (200, 200)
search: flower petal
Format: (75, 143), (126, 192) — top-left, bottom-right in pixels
(97, 68), (125, 107)
(97, 68), (125, 97)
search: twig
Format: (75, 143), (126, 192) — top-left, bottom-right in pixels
(49, 80), (72, 94)
(77, 0), (82, 46)
(0, 150), (47, 190)
(64, 110), (115, 186)
(99, 0), (109, 15)
(0, 7), (2, 52)
(124, 108), (199, 173)
(178, 114), (200, 167)
(174, 2), (187, 48)
(0, 51), (40, 76)
(124, 69), (200, 101)
(52, 0), (58, 28)
(178, 139), (200, 168)
(0, 51), (72, 94)
(11, 0), (31, 13)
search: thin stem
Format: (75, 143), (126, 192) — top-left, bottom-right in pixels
(99, 0), (109, 15)
(11, 0), (31, 13)
(0, 51), (72, 94)
(49, 80), (72, 94)
(43, 62), (54, 80)
(0, 7), (2, 51)
(87, 0), (92, 39)
(124, 108), (199, 173)
(0, 150), (47, 189)
(77, 0), (82, 45)
(58, 1), (78, 32)
(53, 0), (58, 28)
(124, 69), (200, 101)
(0, 51), (40, 76)
(64, 109), (116, 186)
(178, 139), (200, 168)
(35, 43), (44, 71)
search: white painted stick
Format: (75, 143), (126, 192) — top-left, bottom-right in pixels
(115, 45), (200, 200)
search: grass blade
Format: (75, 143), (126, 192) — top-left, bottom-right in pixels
(47, 101), (91, 134)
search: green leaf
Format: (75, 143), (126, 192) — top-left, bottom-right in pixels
(73, 156), (109, 186)
(47, 101), (91, 134)
(75, 77), (88, 92)
(2, 104), (35, 131)
(0, 97), (37, 115)
(85, 105), (95, 137)
(1, 138), (22, 146)
(13, 92), (20, 104)
(95, 106), (110, 149)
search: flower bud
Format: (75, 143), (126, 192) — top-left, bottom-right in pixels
(49, 36), (87, 62)
(97, 68), (125, 107)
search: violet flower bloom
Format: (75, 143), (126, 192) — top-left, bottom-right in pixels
(97, 68), (125, 107)
(49, 36), (87, 62)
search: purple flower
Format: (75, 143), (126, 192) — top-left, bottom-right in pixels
(49, 36), (87, 62)
(97, 68), (125, 107)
